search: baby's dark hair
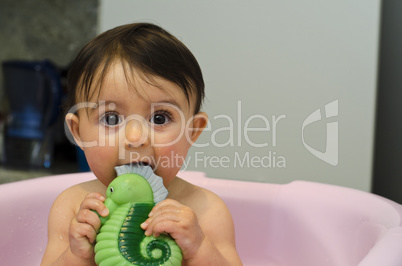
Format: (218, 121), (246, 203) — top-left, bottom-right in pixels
(66, 22), (204, 114)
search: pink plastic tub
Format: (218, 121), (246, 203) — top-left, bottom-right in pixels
(1, 171), (402, 266)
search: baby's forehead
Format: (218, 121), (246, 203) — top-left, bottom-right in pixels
(80, 68), (195, 111)
(75, 59), (198, 113)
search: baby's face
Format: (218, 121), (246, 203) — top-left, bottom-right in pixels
(72, 62), (203, 187)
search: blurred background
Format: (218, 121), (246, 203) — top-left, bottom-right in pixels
(0, 0), (98, 180)
(0, 0), (400, 204)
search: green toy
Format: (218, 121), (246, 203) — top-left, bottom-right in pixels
(94, 165), (182, 266)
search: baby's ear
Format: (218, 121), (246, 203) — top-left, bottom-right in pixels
(187, 112), (208, 145)
(65, 113), (83, 149)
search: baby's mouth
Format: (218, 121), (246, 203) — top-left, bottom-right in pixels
(124, 161), (153, 170)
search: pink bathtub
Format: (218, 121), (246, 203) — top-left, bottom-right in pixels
(1, 171), (402, 266)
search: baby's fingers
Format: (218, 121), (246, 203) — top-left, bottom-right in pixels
(83, 192), (105, 202)
(70, 219), (98, 244)
(80, 192), (108, 217)
(76, 208), (102, 232)
(148, 199), (182, 217)
(142, 210), (182, 237)
(143, 218), (179, 238)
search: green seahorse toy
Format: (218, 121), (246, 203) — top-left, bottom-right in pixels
(94, 165), (182, 266)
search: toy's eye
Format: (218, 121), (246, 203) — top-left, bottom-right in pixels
(110, 187), (114, 193)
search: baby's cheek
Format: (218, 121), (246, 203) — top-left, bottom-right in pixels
(154, 145), (187, 179)
(84, 146), (117, 183)
(159, 140), (189, 162)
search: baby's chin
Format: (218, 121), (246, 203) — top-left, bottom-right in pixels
(93, 170), (117, 187)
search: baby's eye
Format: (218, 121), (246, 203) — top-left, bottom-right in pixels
(100, 112), (123, 126)
(150, 111), (172, 125)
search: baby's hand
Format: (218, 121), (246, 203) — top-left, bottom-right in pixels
(141, 199), (205, 260)
(69, 192), (109, 261)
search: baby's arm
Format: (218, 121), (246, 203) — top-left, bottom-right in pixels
(41, 189), (108, 266)
(141, 195), (242, 265)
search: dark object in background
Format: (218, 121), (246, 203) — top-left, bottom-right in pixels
(372, 0), (402, 204)
(2, 60), (62, 168)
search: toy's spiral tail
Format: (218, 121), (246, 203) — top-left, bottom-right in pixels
(118, 204), (182, 265)
(135, 235), (182, 265)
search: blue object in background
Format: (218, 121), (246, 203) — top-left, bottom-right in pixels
(2, 59), (62, 168)
(77, 148), (90, 172)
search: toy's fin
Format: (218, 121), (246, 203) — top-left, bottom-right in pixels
(114, 165), (168, 204)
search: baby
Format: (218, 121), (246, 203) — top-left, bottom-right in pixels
(41, 23), (242, 265)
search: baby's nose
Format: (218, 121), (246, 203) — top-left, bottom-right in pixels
(124, 116), (149, 147)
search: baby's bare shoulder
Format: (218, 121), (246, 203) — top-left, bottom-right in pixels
(168, 177), (228, 215)
(52, 179), (106, 211)
(169, 177), (236, 246)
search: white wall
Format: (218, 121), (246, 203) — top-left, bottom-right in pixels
(99, 0), (380, 191)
